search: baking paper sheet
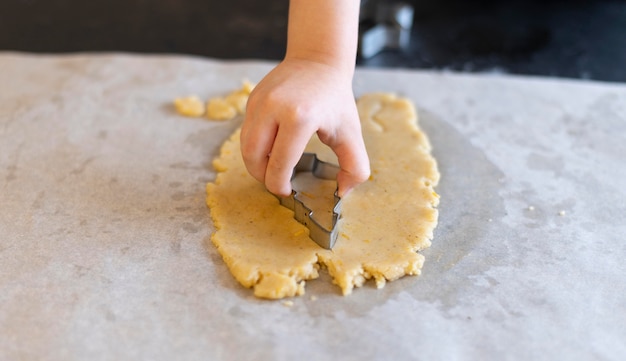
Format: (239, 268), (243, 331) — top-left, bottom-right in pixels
(0, 53), (624, 360)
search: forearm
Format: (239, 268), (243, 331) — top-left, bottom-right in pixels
(285, 0), (360, 76)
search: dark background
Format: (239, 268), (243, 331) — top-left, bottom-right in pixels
(1, 0), (624, 82)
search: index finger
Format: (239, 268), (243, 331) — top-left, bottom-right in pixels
(240, 113), (277, 184)
(264, 122), (314, 197)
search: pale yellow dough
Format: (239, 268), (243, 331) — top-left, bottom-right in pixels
(206, 93), (440, 299)
(207, 80), (255, 120)
(173, 96), (205, 117)
(175, 80), (255, 120)
(206, 97), (237, 120)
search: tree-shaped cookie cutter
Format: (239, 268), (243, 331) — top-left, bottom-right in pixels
(276, 153), (341, 250)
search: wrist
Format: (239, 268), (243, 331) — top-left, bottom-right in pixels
(283, 52), (355, 79)
(285, 0), (359, 76)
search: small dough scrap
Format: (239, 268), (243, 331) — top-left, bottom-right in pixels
(174, 96), (205, 117)
(176, 81), (256, 120)
(254, 274), (305, 299)
(225, 92), (248, 115)
(240, 80), (256, 95)
(207, 93), (440, 298)
(206, 97), (237, 120)
(224, 80), (255, 115)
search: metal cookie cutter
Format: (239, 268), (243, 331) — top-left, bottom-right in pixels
(358, 0), (414, 58)
(276, 153), (341, 250)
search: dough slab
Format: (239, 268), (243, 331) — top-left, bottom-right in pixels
(207, 93), (440, 298)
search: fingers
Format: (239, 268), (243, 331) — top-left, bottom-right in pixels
(332, 133), (370, 197)
(264, 120), (313, 196)
(243, 111), (370, 198)
(319, 110), (370, 197)
(240, 111), (276, 184)
(241, 105), (314, 197)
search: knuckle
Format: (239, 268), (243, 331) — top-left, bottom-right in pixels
(281, 104), (313, 129)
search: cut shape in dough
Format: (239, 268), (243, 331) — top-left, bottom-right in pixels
(206, 93), (440, 299)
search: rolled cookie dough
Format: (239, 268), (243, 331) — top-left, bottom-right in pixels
(206, 93), (440, 299)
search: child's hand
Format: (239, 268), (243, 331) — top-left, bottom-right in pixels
(240, 58), (370, 197)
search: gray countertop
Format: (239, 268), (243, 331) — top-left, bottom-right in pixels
(1, 53), (624, 360)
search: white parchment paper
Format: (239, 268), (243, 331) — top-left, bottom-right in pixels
(0, 53), (624, 360)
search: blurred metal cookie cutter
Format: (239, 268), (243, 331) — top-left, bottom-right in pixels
(359, 0), (414, 58)
(276, 153), (341, 250)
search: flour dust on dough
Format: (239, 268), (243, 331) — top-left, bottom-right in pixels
(206, 93), (440, 299)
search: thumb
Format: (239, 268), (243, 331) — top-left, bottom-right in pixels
(329, 133), (370, 197)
